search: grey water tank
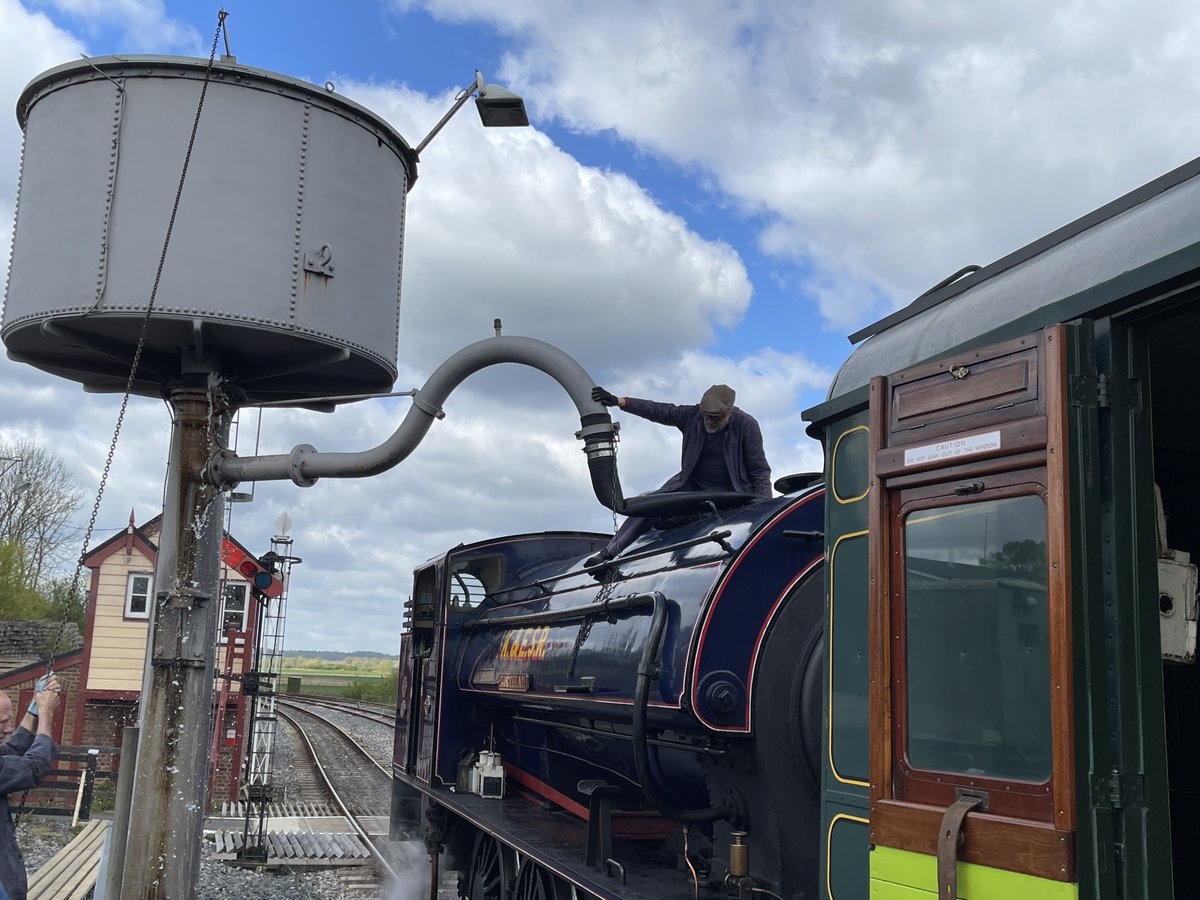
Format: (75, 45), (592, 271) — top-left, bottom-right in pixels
(2, 55), (418, 403)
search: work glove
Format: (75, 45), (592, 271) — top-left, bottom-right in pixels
(591, 387), (619, 407)
(28, 675), (49, 717)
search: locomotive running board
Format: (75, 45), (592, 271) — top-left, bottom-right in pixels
(395, 774), (705, 900)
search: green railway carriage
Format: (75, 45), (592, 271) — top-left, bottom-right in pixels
(805, 155), (1200, 899)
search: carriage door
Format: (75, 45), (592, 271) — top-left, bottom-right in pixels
(867, 327), (1080, 898)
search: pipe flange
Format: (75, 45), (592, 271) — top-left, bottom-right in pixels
(725, 785), (750, 831)
(411, 393), (446, 419)
(207, 449), (240, 491)
(577, 421), (618, 441)
(288, 444), (319, 487)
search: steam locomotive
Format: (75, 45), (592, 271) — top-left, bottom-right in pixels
(395, 152), (1200, 900)
(393, 480), (827, 899)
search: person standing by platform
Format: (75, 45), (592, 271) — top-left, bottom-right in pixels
(0, 674), (61, 900)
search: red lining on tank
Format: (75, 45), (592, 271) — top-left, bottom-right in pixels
(688, 489), (824, 733)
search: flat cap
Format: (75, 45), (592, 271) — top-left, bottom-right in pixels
(700, 384), (735, 415)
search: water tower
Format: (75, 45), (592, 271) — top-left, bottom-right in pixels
(3, 54), (416, 402)
(1, 50), (530, 898)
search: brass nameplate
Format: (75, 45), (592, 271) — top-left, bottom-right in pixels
(498, 674), (530, 692)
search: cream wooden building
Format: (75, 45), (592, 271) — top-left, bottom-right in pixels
(71, 512), (279, 806)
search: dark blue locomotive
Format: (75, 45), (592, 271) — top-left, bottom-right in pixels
(393, 481), (826, 899)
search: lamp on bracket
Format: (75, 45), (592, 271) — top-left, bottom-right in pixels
(0, 457), (31, 495)
(413, 69), (530, 156)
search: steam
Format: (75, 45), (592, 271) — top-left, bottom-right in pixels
(388, 839), (435, 899)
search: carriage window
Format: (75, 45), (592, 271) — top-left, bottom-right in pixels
(904, 494), (1052, 782)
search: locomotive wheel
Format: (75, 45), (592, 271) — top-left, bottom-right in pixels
(462, 832), (515, 900)
(512, 859), (573, 900)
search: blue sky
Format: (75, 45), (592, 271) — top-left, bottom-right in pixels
(3, 0), (1200, 651)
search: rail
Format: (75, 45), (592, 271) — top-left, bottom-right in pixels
(280, 694), (396, 726)
(275, 703), (397, 884)
(27, 819), (109, 900)
(489, 529), (736, 599)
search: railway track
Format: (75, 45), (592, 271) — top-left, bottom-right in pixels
(276, 697), (456, 898)
(283, 692), (397, 726)
(275, 700), (396, 896)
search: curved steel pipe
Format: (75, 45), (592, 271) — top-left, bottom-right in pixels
(207, 335), (626, 511)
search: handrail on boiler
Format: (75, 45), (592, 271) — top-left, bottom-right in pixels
(488, 529), (735, 600)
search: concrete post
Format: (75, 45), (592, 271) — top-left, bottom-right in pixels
(123, 386), (230, 898)
(100, 725), (139, 900)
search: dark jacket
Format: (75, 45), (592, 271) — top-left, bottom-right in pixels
(623, 398), (772, 498)
(0, 728), (54, 900)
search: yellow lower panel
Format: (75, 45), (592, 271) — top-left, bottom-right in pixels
(870, 846), (1078, 900)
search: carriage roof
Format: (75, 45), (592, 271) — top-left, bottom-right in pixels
(823, 154), (1200, 407)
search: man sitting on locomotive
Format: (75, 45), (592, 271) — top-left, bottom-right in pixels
(586, 383), (772, 567)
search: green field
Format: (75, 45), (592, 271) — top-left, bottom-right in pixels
(282, 666), (376, 679)
(279, 659), (399, 703)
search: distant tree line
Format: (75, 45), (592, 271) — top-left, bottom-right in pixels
(0, 439), (86, 635)
(285, 649), (399, 660)
(281, 655), (397, 674)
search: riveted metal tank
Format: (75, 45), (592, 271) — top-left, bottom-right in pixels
(2, 55), (418, 403)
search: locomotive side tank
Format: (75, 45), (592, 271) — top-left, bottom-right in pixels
(393, 480), (826, 899)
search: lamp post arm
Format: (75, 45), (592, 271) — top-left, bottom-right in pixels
(413, 70), (484, 156)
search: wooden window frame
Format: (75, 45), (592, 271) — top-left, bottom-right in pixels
(890, 469), (1055, 821)
(868, 326), (1076, 883)
(124, 572), (153, 620)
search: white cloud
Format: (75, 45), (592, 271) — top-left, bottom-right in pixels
(0, 15), (824, 651)
(403, 0), (1200, 329)
(338, 80), (753, 373)
(32, 0), (202, 52)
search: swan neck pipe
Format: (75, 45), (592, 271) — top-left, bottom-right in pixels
(207, 335), (626, 511)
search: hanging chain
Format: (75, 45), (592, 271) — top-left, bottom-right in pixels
(566, 616), (593, 681)
(568, 520), (623, 680)
(40, 9), (228, 669)
(608, 420), (621, 534)
(14, 12), (230, 830)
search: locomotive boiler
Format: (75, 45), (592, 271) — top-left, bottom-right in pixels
(392, 479), (826, 899)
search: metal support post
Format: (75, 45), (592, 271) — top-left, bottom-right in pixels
(123, 385), (231, 898)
